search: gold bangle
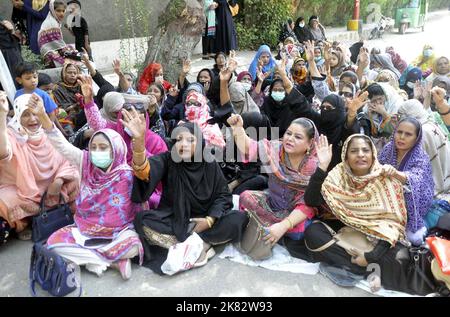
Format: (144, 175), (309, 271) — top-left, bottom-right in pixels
(133, 149), (146, 155)
(133, 158), (149, 172)
(206, 216), (215, 228)
(285, 218), (294, 230)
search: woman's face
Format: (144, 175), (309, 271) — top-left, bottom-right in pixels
(124, 74), (133, 89)
(339, 85), (355, 103)
(346, 137), (373, 177)
(239, 75), (252, 85)
(54, 5), (67, 22)
(90, 134), (112, 156)
(175, 131), (198, 160)
(216, 55), (226, 67)
(198, 71), (211, 85)
(394, 121), (418, 153)
(272, 81), (285, 94)
(436, 58), (449, 75)
(283, 123), (313, 156)
(260, 53), (271, 66)
(314, 49), (322, 58)
(311, 20), (319, 29)
(64, 66), (79, 85)
(330, 54), (339, 67)
(20, 109), (41, 133)
(148, 84), (163, 102)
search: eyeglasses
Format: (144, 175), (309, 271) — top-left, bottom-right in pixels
(339, 91), (354, 98)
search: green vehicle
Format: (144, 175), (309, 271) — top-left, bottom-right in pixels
(395, 0), (428, 34)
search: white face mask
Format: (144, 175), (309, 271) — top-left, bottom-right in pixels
(299, 23), (305, 28)
(241, 83), (252, 92)
(155, 76), (164, 83)
(406, 82), (415, 89)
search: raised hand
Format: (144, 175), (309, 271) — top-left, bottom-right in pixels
(315, 134), (333, 171)
(323, 41), (332, 61)
(413, 80), (424, 100)
(219, 68), (233, 82)
(0, 91), (9, 114)
(358, 47), (370, 70)
(257, 69), (271, 83)
(227, 113), (244, 129)
(304, 40), (315, 62)
(228, 58), (238, 74)
(182, 59), (191, 75)
(77, 75), (94, 104)
(431, 86), (446, 106)
(347, 91), (369, 114)
(27, 93), (46, 118)
(168, 85), (179, 98)
(120, 107), (147, 141)
(81, 48), (90, 65)
(112, 58), (122, 76)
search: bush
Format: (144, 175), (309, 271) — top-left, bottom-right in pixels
(235, 0), (292, 50)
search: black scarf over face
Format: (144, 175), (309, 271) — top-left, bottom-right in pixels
(133, 122), (232, 242)
(319, 94), (346, 146)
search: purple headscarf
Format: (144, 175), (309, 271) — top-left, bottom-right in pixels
(378, 118), (434, 233)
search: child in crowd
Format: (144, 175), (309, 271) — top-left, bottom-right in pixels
(65, 0), (92, 60)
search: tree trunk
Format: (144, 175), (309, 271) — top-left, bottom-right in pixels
(141, 0), (205, 84)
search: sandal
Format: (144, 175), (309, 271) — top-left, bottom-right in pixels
(193, 243), (216, 268)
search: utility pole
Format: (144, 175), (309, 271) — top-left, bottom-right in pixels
(348, 0), (361, 31)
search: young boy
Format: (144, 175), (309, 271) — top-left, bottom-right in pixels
(14, 62), (66, 134)
(66, 0), (92, 60)
(15, 62), (57, 115)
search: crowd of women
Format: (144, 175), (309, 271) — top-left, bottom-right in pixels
(1, 0), (450, 296)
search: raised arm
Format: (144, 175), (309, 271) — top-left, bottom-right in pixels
(219, 68), (232, 106)
(277, 57), (294, 95)
(27, 94), (83, 169)
(120, 107), (149, 180)
(78, 75), (108, 130)
(346, 91), (369, 127)
(227, 114), (251, 157)
(0, 92), (10, 160)
(113, 58), (131, 93)
(178, 59), (192, 89)
(432, 87), (450, 126)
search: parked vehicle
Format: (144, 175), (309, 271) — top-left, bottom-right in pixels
(395, 0), (428, 34)
(369, 15), (394, 40)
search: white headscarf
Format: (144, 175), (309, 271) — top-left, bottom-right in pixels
(8, 94), (44, 142)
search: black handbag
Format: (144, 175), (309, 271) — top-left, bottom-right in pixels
(29, 243), (81, 297)
(408, 246), (438, 296)
(32, 191), (74, 243)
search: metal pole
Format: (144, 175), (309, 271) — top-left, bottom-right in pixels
(353, 0), (360, 20)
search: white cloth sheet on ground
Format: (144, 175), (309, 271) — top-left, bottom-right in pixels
(219, 243), (418, 297)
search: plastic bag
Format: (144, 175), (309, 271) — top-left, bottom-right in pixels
(161, 233), (204, 276)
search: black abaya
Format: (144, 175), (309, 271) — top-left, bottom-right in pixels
(214, 0), (237, 55)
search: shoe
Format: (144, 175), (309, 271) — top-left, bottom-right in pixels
(112, 259), (132, 280)
(193, 243), (216, 268)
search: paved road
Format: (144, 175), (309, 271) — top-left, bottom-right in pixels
(361, 10), (449, 64)
(2, 11), (449, 299)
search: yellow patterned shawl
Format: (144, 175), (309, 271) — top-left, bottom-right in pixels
(321, 134), (407, 246)
(33, 0), (49, 11)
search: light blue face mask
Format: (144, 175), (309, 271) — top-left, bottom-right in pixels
(91, 151), (113, 169)
(314, 57), (323, 63)
(272, 91), (286, 102)
(423, 49), (433, 58)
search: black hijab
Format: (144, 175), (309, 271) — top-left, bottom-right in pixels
(319, 94), (346, 142)
(293, 17), (313, 43)
(319, 94), (347, 170)
(133, 122), (232, 242)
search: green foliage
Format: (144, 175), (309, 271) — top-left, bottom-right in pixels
(235, 0), (293, 50)
(21, 46), (45, 70)
(114, 0), (151, 72)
